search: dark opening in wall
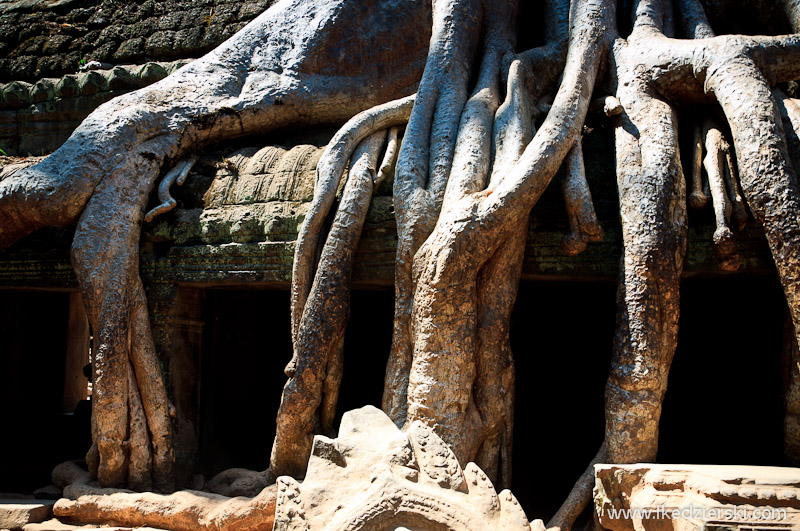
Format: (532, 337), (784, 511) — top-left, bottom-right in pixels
(659, 275), (786, 466)
(199, 289), (291, 478)
(0, 290), (91, 494)
(198, 287), (395, 479)
(510, 280), (616, 522)
(510, 274), (788, 523)
(196, 274), (787, 522)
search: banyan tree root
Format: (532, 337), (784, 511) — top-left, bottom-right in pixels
(561, 137), (604, 256)
(0, 0), (432, 490)
(52, 461), (277, 531)
(144, 156), (198, 223)
(702, 118), (741, 271)
(271, 0), (611, 495)
(392, 0), (609, 487)
(556, 0), (800, 525)
(271, 126), (393, 478)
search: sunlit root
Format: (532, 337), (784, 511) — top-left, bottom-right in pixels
(55, 480), (276, 531)
(52, 461), (277, 531)
(126, 365), (153, 492)
(144, 156), (198, 222)
(723, 147), (747, 231)
(290, 95), (415, 345)
(689, 121), (709, 209)
(590, 95), (622, 116)
(375, 126), (401, 190)
(561, 138), (603, 256)
(703, 119), (741, 271)
(273, 130), (389, 478)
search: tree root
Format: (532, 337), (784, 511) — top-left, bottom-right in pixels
(0, 0), (432, 490)
(289, 95), (416, 347)
(547, 444), (607, 531)
(273, 120), (399, 477)
(556, 1), (800, 528)
(702, 117), (741, 271)
(52, 462), (277, 531)
(144, 157), (198, 223)
(402, 0), (611, 477)
(561, 138), (603, 256)
(383, 0), (489, 427)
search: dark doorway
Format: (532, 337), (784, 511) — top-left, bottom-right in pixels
(659, 275), (786, 466)
(510, 280), (616, 522)
(0, 290), (90, 494)
(509, 274), (788, 523)
(198, 287), (395, 479)
(199, 289), (291, 478)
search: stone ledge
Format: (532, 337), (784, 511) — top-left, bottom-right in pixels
(0, 500), (54, 530)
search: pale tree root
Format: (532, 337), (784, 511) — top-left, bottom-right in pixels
(557, 1), (800, 527)
(271, 124), (395, 479)
(0, 0), (432, 490)
(702, 117), (741, 271)
(382, 0), (489, 427)
(288, 95), (415, 347)
(144, 156), (199, 223)
(382, 0), (572, 436)
(52, 461), (277, 531)
(561, 138), (604, 256)
(402, 0), (610, 503)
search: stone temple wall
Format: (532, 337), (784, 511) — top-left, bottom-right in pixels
(0, 0), (277, 82)
(0, 0), (278, 155)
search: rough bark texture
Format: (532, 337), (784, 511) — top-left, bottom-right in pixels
(3, 0), (800, 529)
(0, 0), (430, 490)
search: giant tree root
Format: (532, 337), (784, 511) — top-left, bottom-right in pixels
(51, 461), (277, 531)
(556, 1), (800, 526)
(0, 0), (431, 490)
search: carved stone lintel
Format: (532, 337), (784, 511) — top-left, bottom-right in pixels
(594, 464), (800, 531)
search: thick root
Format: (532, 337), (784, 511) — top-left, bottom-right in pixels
(272, 130), (389, 478)
(52, 461), (276, 531)
(702, 118), (741, 271)
(383, 0), (487, 427)
(0, 0), (432, 491)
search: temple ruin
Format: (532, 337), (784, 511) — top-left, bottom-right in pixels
(1, 0), (799, 529)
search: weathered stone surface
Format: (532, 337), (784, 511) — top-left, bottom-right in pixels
(0, 500), (54, 529)
(0, 131), (777, 291)
(0, 60), (190, 155)
(595, 464), (800, 531)
(0, 0), (277, 83)
(273, 405), (534, 531)
(23, 518), (168, 530)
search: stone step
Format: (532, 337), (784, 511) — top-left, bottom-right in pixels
(0, 499), (53, 530)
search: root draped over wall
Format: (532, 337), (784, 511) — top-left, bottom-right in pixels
(1, 0), (800, 530)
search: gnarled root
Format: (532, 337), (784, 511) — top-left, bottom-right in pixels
(561, 1), (800, 526)
(0, 0), (432, 490)
(561, 138), (603, 256)
(382, 0), (489, 427)
(702, 117), (741, 271)
(144, 157), (198, 223)
(52, 462), (277, 531)
(400, 0), (611, 494)
(272, 111), (403, 477)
